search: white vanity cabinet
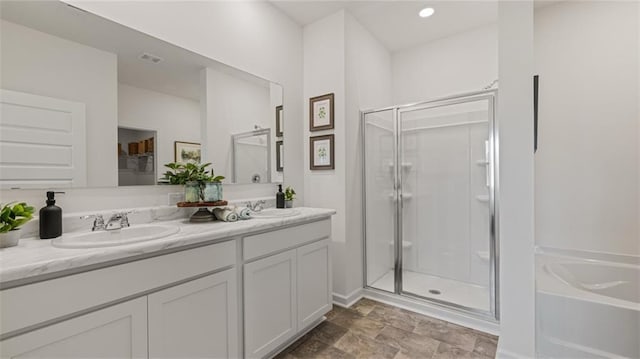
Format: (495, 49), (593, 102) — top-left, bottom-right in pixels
(0, 297), (148, 358)
(243, 219), (332, 358)
(0, 240), (238, 359)
(244, 249), (298, 358)
(148, 269), (238, 358)
(0, 212), (334, 359)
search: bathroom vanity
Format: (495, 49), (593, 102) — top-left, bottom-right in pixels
(0, 207), (334, 358)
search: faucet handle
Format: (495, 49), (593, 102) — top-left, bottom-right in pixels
(80, 214), (105, 231)
(114, 210), (134, 228)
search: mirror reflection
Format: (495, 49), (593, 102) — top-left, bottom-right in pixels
(0, 0), (283, 189)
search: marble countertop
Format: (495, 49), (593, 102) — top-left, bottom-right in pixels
(0, 207), (335, 287)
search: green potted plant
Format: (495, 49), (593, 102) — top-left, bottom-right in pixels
(163, 162), (225, 203)
(284, 186), (296, 208)
(0, 202), (35, 248)
(204, 170), (225, 202)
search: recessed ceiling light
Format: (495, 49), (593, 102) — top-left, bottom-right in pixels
(419, 7), (435, 18)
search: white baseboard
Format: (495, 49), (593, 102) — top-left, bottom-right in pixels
(496, 344), (531, 359)
(332, 288), (363, 308)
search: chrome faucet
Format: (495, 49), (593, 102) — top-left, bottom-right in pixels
(244, 200), (266, 212)
(81, 211), (133, 231)
(105, 212), (131, 230)
(81, 214), (106, 231)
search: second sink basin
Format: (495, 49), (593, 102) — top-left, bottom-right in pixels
(51, 224), (180, 249)
(251, 208), (302, 218)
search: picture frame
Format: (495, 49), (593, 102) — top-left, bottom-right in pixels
(309, 93), (334, 131)
(276, 140), (284, 172)
(276, 105), (284, 137)
(174, 141), (201, 164)
(309, 134), (334, 170)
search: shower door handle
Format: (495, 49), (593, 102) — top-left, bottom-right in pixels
(485, 140), (490, 187)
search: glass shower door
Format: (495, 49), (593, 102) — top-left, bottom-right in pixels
(363, 109), (396, 293)
(398, 93), (497, 316)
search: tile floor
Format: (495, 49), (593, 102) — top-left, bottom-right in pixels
(275, 298), (498, 359)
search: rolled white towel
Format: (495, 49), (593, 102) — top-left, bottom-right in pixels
(213, 208), (238, 222)
(235, 207), (252, 220)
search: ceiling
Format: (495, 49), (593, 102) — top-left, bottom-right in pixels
(270, 1), (499, 52)
(1, 1), (270, 101)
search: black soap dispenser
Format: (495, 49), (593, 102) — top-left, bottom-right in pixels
(276, 184), (285, 208)
(39, 191), (64, 239)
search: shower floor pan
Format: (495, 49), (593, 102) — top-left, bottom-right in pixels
(371, 270), (490, 312)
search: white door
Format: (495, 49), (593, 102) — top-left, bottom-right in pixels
(0, 89), (86, 189)
(297, 239), (332, 329)
(0, 297), (147, 358)
(244, 249), (297, 358)
(148, 269), (238, 358)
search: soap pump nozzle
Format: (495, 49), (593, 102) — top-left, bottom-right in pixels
(46, 191), (65, 205)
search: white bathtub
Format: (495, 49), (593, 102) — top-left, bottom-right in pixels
(536, 247), (640, 358)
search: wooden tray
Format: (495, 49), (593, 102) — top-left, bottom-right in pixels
(177, 200), (228, 208)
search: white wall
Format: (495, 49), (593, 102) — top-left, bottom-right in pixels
(64, 0), (304, 203)
(0, 19), (118, 188)
(497, 1), (535, 357)
(303, 10), (392, 302)
(392, 24), (498, 105)
(303, 11), (349, 297)
(534, 1), (640, 255)
(118, 83), (200, 178)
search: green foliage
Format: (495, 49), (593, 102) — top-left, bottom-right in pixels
(0, 202), (35, 233)
(284, 186), (296, 201)
(162, 162), (225, 185)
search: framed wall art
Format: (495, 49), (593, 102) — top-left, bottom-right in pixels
(276, 105), (284, 137)
(276, 140), (284, 172)
(309, 93), (334, 131)
(174, 141), (201, 164)
(309, 134), (334, 170)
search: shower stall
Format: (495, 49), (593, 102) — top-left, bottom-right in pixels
(362, 89), (498, 320)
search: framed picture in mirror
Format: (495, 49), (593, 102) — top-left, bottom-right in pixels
(276, 105), (283, 137)
(309, 93), (334, 131)
(175, 141), (201, 164)
(310, 134), (334, 170)
(276, 140), (284, 172)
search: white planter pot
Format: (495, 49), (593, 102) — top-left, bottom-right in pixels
(0, 229), (22, 248)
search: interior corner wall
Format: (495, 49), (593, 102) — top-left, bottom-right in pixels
(391, 24), (498, 105)
(303, 10), (392, 300)
(62, 0), (304, 202)
(118, 83), (201, 176)
(0, 19), (118, 188)
(303, 11), (348, 297)
(534, 1), (640, 255)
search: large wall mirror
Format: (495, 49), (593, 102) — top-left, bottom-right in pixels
(0, 0), (284, 189)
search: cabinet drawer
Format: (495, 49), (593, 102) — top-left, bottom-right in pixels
(1, 240), (236, 338)
(243, 219), (331, 261)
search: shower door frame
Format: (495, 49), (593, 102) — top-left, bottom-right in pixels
(361, 89), (500, 321)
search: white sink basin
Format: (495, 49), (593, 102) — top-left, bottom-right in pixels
(251, 208), (302, 218)
(51, 224), (180, 249)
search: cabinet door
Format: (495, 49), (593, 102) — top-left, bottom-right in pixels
(148, 269), (238, 359)
(0, 297), (147, 358)
(297, 239), (332, 329)
(244, 249), (297, 358)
